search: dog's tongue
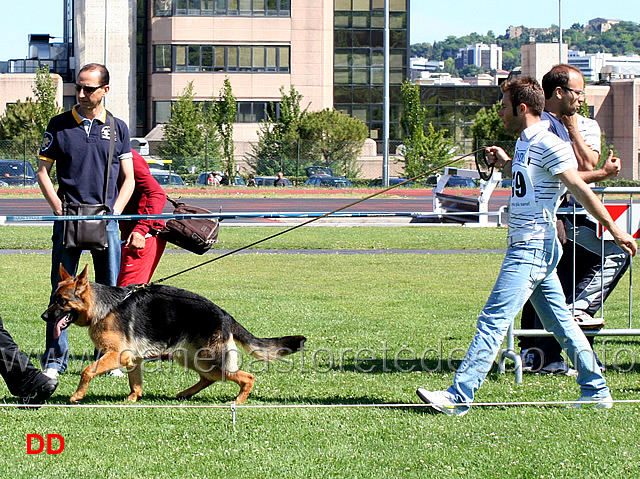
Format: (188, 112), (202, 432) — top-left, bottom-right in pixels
(53, 315), (70, 340)
(53, 321), (63, 340)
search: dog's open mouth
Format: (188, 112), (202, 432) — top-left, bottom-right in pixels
(53, 313), (73, 340)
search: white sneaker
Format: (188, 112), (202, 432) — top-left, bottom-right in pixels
(568, 394), (613, 410)
(107, 369), (126, 377)
(42, 368), (60, 380)
(416, 388), (469, 416)
(539, 361), (578, 377)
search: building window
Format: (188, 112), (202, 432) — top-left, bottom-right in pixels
(153, 100), (280, 126)
(334, 0), (409, 151)
(154, 0), (290, 16)
(154, 101), (173, 124)
(236, 101), (274, 122)
(154, 44), (290, 73)
(155, 0), (173, 16)
(154, 45), (172, 72)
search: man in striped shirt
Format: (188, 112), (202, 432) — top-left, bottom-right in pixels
(416, 77), (636, 416)
(520, 64), (629, 375)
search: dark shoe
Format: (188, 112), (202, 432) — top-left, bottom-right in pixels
(19, 377), (58, 409)
(520, 349), (535, 372)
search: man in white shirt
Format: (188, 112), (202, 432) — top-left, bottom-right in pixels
(416, 77), (636, 416)
(519, 64), (629, 375)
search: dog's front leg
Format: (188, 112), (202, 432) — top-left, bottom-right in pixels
(70, 351), (122, 403)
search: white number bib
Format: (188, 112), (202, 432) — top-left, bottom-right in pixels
(510, 142), (536, 213)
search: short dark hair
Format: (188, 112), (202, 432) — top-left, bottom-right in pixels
(541, 64), (582, 99)
(500, 76), (545, 117)
(77, 63), (110, 86)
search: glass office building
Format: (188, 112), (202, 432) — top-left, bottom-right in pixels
(333, 0), (409, 152)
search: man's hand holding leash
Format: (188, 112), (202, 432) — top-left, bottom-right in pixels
(485, 146), (512, 176)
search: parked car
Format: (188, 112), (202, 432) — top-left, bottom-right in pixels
(0, 159), (38, 186)
(196, 172), (246, 186)
(150, 169), (186, 187)
(255, 176), (293, 187)
(304, 166), (333, 177)
(447, 176), (477, 187)
(368, 178), (413, 188)
(223, 175), (247, 186)
(304, 175), (353, 188)
(425, 175), (476, 188)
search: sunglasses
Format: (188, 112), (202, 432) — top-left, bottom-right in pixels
(75, 84), (105, 94)
(561, 86), (585, 97)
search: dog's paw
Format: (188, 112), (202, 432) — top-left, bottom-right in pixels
(126, 392), (141, 402)
(69, 395), (82, 403)
(176, 392), (193, 400)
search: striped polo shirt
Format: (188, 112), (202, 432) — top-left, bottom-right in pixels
(508, 120), (578, 243)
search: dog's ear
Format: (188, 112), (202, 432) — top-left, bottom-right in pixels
(77, 264), (90, 285)
(59, 264), (72, 281)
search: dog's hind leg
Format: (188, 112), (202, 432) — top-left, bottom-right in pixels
(174, 351), (220, 399)
(176, 374), (217, 400)
(126, 357), (144, 402)
(225, 370), (255, 404)
(70, 351), (123, 403)
(176, 369), (254, 403)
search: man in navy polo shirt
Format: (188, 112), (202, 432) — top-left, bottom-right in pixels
(36, 63), (135, 379)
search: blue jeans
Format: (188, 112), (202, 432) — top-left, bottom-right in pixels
(448, 237), (609, 406)
(41, 219), (121, 373)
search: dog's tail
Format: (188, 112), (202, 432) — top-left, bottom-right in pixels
(230, 321), (306, 362)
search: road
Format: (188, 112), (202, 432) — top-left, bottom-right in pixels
(0, 190), (511, 225)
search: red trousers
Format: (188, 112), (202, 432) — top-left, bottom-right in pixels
(117, 235), (167, 287)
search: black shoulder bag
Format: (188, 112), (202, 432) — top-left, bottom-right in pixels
(62, 114), (115, 250)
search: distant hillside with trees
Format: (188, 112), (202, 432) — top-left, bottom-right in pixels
(411, 20), (640, 74)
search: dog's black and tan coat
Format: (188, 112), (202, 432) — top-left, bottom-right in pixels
(42, 265), (306, 404)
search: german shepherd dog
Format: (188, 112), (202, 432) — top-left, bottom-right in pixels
(42, 265), (306, 404)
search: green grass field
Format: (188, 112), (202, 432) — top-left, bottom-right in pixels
(0, 226), (639, 478)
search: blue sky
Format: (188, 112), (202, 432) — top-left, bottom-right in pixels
(410, 0), (639, 45)
(1, 1), (639, 60)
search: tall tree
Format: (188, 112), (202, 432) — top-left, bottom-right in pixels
(248, 85), (306, 175)
(0, 99), (42, 162)
(400, 80), (428, 177)
(400, 80), (456, 177)
(157, 81), (214, 173)
(420, 122), (457, 174)
(471, 104), (518, 144)
(32, 66), (62, 137)
(298, 109), (368, 178)
(0, 99), (39, 142)
(212, 77), (237, 179)
(471, 103), (518, 162)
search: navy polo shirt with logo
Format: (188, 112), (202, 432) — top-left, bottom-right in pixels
(39, 105), (132, 209)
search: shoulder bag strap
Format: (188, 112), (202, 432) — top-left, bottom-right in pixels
(103, 112), (116, 205)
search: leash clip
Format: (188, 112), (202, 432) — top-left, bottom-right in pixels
(121, 283), (149, 302)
